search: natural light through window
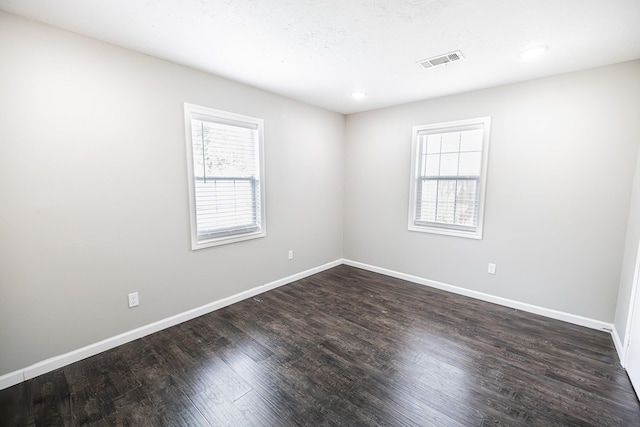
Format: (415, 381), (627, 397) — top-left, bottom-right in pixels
(184, 104), (266, 249)
(408, 117), (491, 239)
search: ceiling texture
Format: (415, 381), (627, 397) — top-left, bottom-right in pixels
(1, 0), (639, 114)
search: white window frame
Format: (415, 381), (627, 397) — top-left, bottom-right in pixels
(408, 117), (491, 239)
(184, 103), (266, 250)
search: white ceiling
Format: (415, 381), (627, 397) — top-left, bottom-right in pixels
(1, 0), (639, 114)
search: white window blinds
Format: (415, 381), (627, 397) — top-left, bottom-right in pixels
(184, 104), (265, 249)
(409, 117), (490, 239)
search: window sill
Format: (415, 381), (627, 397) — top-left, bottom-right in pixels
(192, 230), (266, 250)
(408, 224), (483, 240)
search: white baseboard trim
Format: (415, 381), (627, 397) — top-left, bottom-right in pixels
(343, 259), (614, 333)
(0, 370), (24, 391)
(1, 259), (342, 390)
(612, 325), (626, 367)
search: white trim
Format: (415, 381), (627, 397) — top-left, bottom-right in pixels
(343, 259), (614, 332)
(0, 259), (341, 390)
(622, 239), (640, 367)
(0, 370), (24, 390)
(612, 324), (626, 366)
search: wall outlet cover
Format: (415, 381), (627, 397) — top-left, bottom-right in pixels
(128, 292), (139, 307)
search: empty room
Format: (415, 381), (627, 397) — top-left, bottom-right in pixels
(1, 0), (640, 425)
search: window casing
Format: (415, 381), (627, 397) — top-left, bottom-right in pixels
(184, 104), (266, 249)
(408, 117), (491, 239)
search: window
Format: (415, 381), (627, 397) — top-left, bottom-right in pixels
(184, 103), (266, 249)
(408, 117), (491, 239)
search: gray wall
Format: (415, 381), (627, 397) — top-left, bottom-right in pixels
(0, 12), (344, 375)
(2, 10), (640, 378)
(344, 60), (640, 323)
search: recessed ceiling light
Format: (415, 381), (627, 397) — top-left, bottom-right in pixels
(351, 92), (366, 100)
(518, 45), (549, 60)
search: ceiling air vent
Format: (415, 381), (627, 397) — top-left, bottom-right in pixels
(418, 51), (464, 69)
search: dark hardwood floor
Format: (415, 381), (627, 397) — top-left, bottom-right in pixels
(1, 265), (639, 426)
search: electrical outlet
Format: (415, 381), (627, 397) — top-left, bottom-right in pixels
(288, 250), (294, 260)
(128, 292), (139, 307)
(488, 263), (496, 275)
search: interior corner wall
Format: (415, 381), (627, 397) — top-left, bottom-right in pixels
(0, 11), (344, 376)
(344, 60), (640, 324)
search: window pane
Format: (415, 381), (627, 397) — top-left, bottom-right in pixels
(417, 180), (437, 222)
(425, 154), (440, 176)
(441, 132), (460, 153)
(191, 118), (260, 240)
(460, 129), (483, 152)
(439, 153), (459, 176)
(417, 179), (479, 227)
(426, 134), (441, 153)
(191, 123), (206, 177)
(195, 178), (257, 237)
(454, 180), (477, 226)
(196, 120), (257, 178)
(458, 152), (481, 176)
(435, 180), (456, 224)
